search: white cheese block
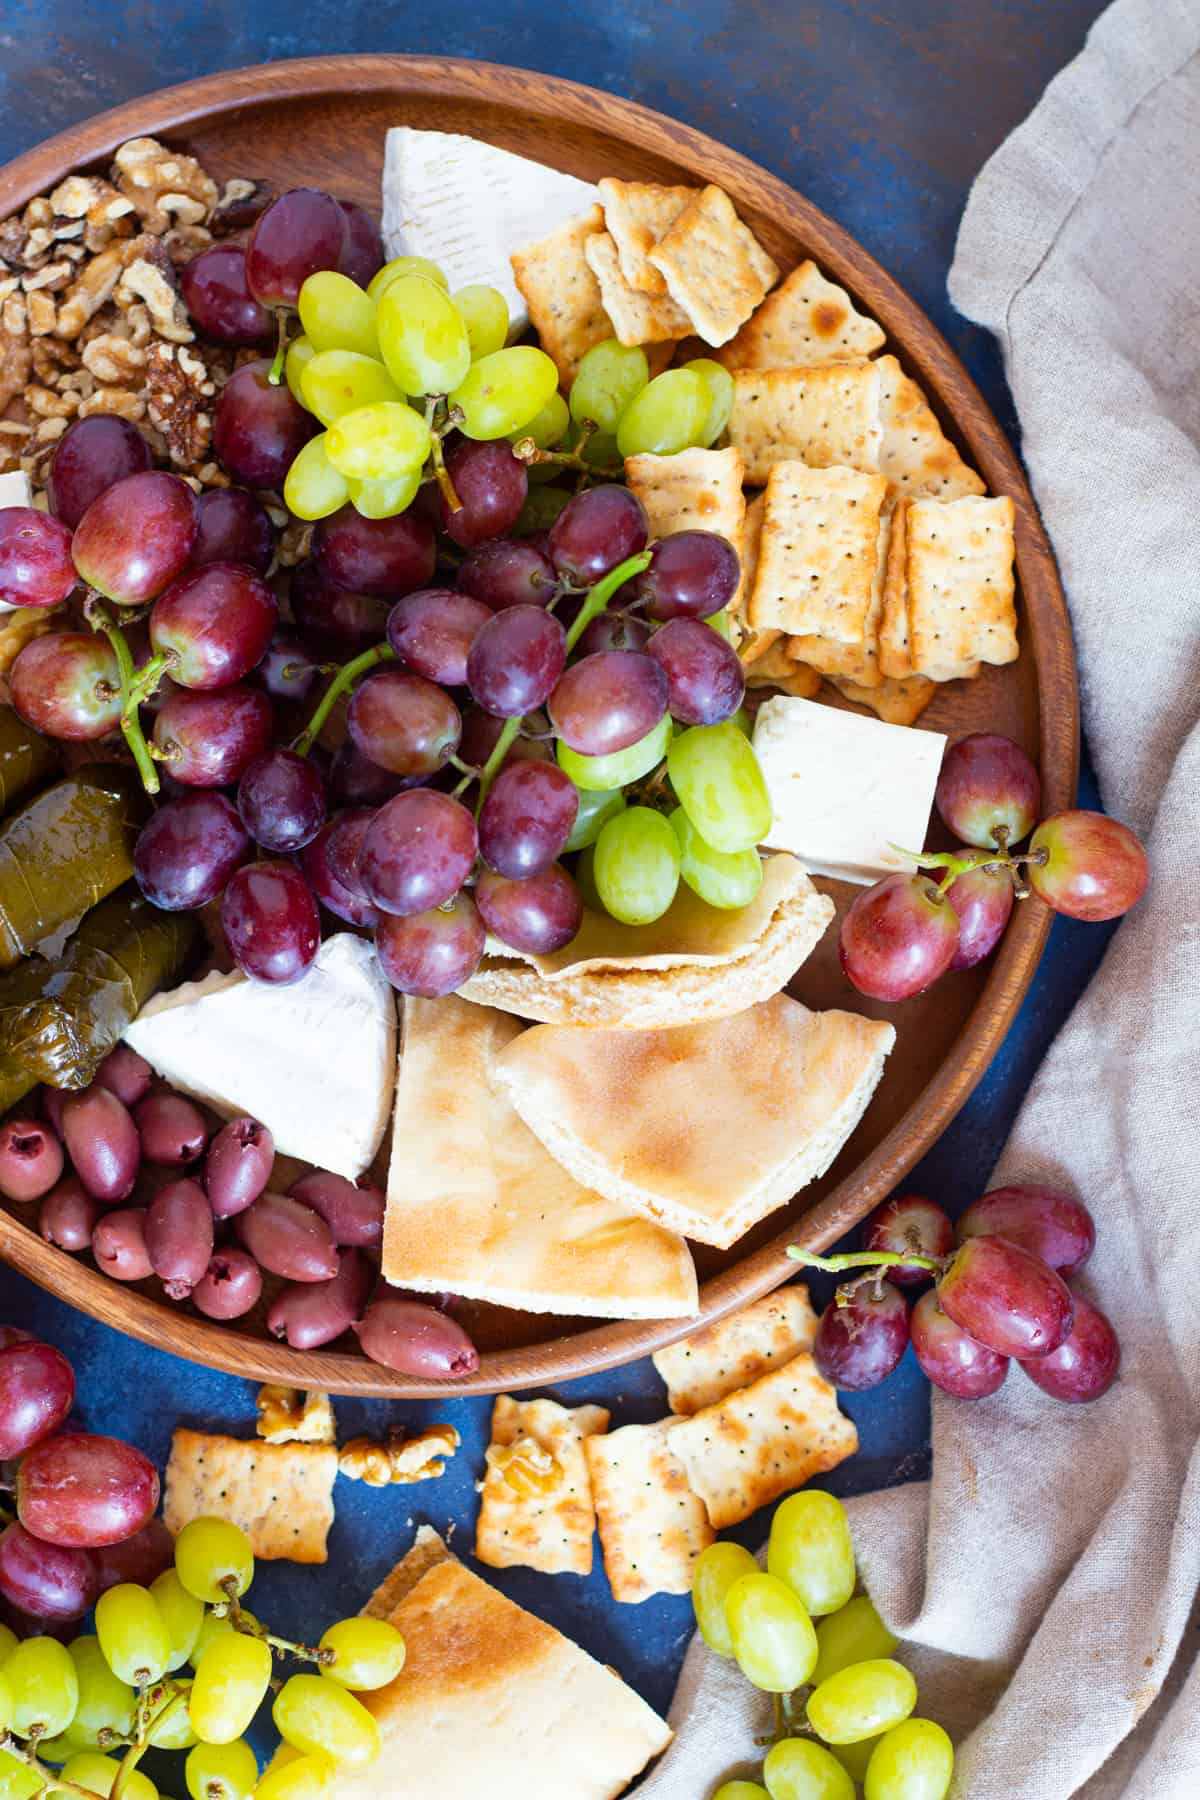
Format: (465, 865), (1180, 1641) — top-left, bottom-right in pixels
(0, 473), (33, 614)
(752, 695), (946, 885)
(124, 934), (397, 1180)
(381, 127), (599, 339)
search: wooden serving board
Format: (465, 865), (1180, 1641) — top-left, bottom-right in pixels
(0, 55), (1077, 1396)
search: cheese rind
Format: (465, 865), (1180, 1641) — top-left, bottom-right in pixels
(751, 694), (946, 885)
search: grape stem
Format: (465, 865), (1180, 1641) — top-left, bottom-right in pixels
(473, 717), (523, 809)
(268, 309), (290, 386)
(111, 1684), (188, 1800)
(292, 641), (396, 757)
(787, 1246), (946, 1277)
(426, 397), (462, 513)
(564, 551), (653, 653)
(83, 594), (163, 797)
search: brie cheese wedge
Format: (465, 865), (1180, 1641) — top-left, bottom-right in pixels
(381, 127), (598, 338)
(124, 935), (397, 1179)
(752, 695), (946, 885)
(0, 473), (34, 614)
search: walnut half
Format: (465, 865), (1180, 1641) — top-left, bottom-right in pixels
(338, 1426), (461, 1487)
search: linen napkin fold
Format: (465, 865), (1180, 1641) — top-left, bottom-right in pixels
(639, 0), (1200, 1793)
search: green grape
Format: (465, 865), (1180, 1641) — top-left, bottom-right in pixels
(0, 1671), (11, 1735)
(812, 1597), (899, 1688)
(670, 807), (763, 910)
(594, 806), (681, 925)
(185, 1739), (259, 1800)
(298, 271), (379, 359)
(514, 485), (572, 534)
(253, 1755), (336, 1800)
(767, 1492), (856, 1618)
(0, 1750), (40, 1800)
(685, 357), (735, 446)
(615, 368), (710, 458)
(510, 390), (569, 451)
(0, 1623), (17, 1664)
(863, 1720), (953, 1800)
(300, 350), (403, 427)
(285, 336), (315, 406)
(283, 434), (351, 522)
(712, 1786), (770, 1800)
(325, 400), (431, 483)
(564, 785), (625, 852)
(691, 1542), (760, 1657)
(707, 608), (732, 641)
(189, 1609), (261, 1671)
(668, 722), (772, 853)
(806, 1659), (918, 1746)
(32, 1732), (88, 1765)
(724, 1573), (818, 1694)
(574, 845), (600, 911)
(188, 1632), (272, 1746)
(67, 1637), (135, 1748)
(5, 1637), (79, 1739)
(731, 705), (751, 736)
(453, 284), (510, 360)
(95, 1584), (171, 1687)
(570, 340), (649, 436)
(368, 256), (448, 301)
(376, 275), (471, 395)
(567, 419), (621, 469)
(557, 713), (672, 791)
(147, 1683), (198, 1749)
(763, 1737), (854, 1800)
(347, 469), (423, 519)
(318, 1619), (406, 1692)
(450, 345), (559, 440)
(833, 1737), (883, 1783)
(59, 1753), (157, 1800)
(273, 1674), (380, 1769)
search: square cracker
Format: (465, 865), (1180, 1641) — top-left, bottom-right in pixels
(876, 354), (985, 499)
(748, 461), (891, 643)
(163, 1429), (336, 1564)
(744, 641), (820, 696)
(597, 178), (697, 295)
(878, 496), (913, 678)
(718, 259), (885, 370)
(476, 1395), (610, 1577)
(584, 1421), (714, 1603)
(907, 495), (1018, 681)
(785, 494), (896, 686)
(826, 672), (937, 725)
(653, 1286), (819, 1415)
(647, 185), (779, 348)
(667, 1354), (858, 1530)
(511, 205), (612, 387)
(728, 363), (883, 486)
(584, 232), (691, 345)
(625, 445), (747, 615)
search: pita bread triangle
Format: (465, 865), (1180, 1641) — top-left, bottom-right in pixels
(383, 995), (697, 1318)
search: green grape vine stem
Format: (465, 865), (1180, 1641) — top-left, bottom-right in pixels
(292, 640), (397, 757)
(82, 593), (171, 796)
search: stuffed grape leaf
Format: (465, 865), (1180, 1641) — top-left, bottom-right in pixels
(0, 708), (58, 817)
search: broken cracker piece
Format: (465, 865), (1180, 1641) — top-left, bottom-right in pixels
(648, 185), (779, 348)
(826, 672), (938, 725)
(163, 1429), (336, 1564)
(744, 642), (821, 696)
(907, 494), (1017, 681)
(878, 496), (913, 678)
(728, 363), (883, 486)
(598, 177), (697, 294)
(876, 354), (985, 500)
(748, 461), (890, 645)
(255, 1387), (335, 1445)
(584, 231), (690, 345)
(511, 205), (612, 388)
(476, 1395), (609, 1577)
(585, 1419), (714, 1603)
(653, 1286), (820, 1415)
(718, 259), (885, 371)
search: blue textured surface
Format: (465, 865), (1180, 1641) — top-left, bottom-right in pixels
(0, 0), (1113, 1737)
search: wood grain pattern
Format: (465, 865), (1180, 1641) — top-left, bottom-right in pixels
(0, 54), (1077, 1396)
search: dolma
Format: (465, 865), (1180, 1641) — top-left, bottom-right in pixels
(0, 708), (58, 817)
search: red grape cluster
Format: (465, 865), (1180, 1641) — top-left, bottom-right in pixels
(793, 1183), (1119, 1406)
(0, 1044), (477, 1378)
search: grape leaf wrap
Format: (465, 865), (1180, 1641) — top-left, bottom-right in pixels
(0, 708), (58, 818)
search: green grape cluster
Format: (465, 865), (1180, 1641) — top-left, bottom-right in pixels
(568, 339), (733, 459)
(695, 1494), (954, 1800)
(0, 1517), (405, 1800)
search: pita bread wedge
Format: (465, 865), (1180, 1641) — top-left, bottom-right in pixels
(383, 996), (696, 1318)
(460, 853), (833, 1031)
(493, 993), (897, 1251)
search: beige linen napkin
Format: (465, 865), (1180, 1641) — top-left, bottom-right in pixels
(640, 0), (1200, 1793)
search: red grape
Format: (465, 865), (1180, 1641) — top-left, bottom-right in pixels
(237, 749), (327, 852)
(839, 873), (961, 1001)
(478, 759), (578, 878)
(134, 1093), (208, 1167)
(354, 1292), (479, 1378)
(205, 1117), (274, 1220)
(191, 487), (277, 576)
(548, 649), (668, 755)
(374, 891), (486, 997)
(910, 1288), (1009, 1398)
(290, 558), (389, 658)
(192, 1248), (263, 1321)
(258, 629), (319, 704)
(347, 668), (461, 777)
(337, 200), (384, 284)
(150, 561), (278, 690)
(548, 485), (648, 584)
(181, 242), (274, 345)
(95, 1046), (153, 1108)
(1027, 810), (1149, 921)
(936, 733), (1041, 849)
(73, 471), (198, 606)
(813, 1281), (910, 1390)
(629, 529), (740, 621)
(237, 1190), (338, 1282)
(153, 683), (274, 787)
(47, 416), (151, 530)
(145, 1177), (214, 1299)
(386, 588), (491, 686)
(955, 1184), (1095, 1277)
(475, 862), (582, 954)
(312, 505), (435, 598)
(467, 604), (566, 717)
(575, 610), (651, 655)
(17, 1431), (160, 1548)
(246, 187), (349, 307)
(92, 1208), (153, 1280)
(267, 1247), (375, 1350)
(0, 1522), (98, 1621)
(212, 359), (318, 489)
(39, 1177), (101, 1252)
(359, 789), (477, 916)
(0, 507), (76, 608)
(92, 1517), (174, 1594)
(0, 1119), (64, 1203)
(328, 739), (413, 807)
(301, 809), (380, 927)
(947, 859), (1014, 969)
(1019, 1294), (1119, 1403)
(134, 790), (251, 910)
(438, 440), (528, 547)
(646, 617), (744, 725)
(458, 537), (556, 610)
(63, 1087), (140, 1203)
(221, 863), (320, 985)
(937, 1235), (1074, 1359)
(0, 1342), (74, 1457)
(288, 1172), (384, 1249)
(864, 1194), (954, 1286)
(11, 632), (123, 740)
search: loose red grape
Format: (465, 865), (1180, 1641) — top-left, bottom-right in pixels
(17, 1431), (160, 1548)
(288, 1171), (385, 1249)
(47, 416), (152, 530)
(347, 668), (461, 777)
(39, 1177), (101, 1252)
(237, 749), (327, 852)
(312, 505), (435, 598)
(629, 529), (740, 621)
(1019, 1295), (1119, 1403)
(910, 1288), (1009, 1398)
(337, 200), (385, 286)
(95, 1046), (153, 1109)
(0, 1342), (74, 1458)
(548, 649), (668, 755)
(63, 1087), (139, 1203)
(192, 1248), (263, 1321)
(458, 537), (557, 610)
(191, 487), (277, 576)
(153, 683), (274, 787)
(72, 471), (198, 605)
(328, 739), (412, 808)
(134, 790), (251, 910)
(300, 808), (380, 927)
(359, 789), (477, 916)
(221, 862), (320, 985)
(864, 1194), (954, 1286)
(145, 1177), (214, 1299)
(936, 733), (1042, 849)
(475, 862), (582, 955)
(438, 440), (528, 548)
(467, 604), (566, 717)
(237, 1190), (338, 1282)
(478, 760), (578, 878)
(374, 891), (486, 997)
(181, 242), (274, 345)
(205, 1117), (275, 1220)
(92, 1517), (174, 1594)
(0, 1522), (98, 1622)
(354, 1292), (479, 1378)
(150, 561), (278, 690)
(386, 588), (491, 686)
(937, 1235), (1074, 1359)
(11, 632), (122, 740)
(1027, 810), (1149, 921)
(212, 359), (318, 488)
(0, 1119), (64, 1203)
(955, 1184), (1096, 1277)
(0, 507), (76, 608)
(575, 610), (651, 655)
(92, 1208), (153, 1280)
(813, 1281), (910, 1390)
(258, 628), (319, 704)
(646, 617), (744, 725)
(246, 187), (349, 307)
(947, 859), (1015, 969)
(839, 873), (961, 1001)
(548, 484), (648, 584)
(267, 1247), (375, 1350)
(134, 1093), (208, 1167)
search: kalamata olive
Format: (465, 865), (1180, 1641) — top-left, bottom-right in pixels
(92, 1517), (174, 1593)
(287, 1171), (384, 1248)
(145, 1179), (214, 1300)
(191, 1249), (262, 1321)
(38, 1086), (66, 1137)
(353, 1293), (479, 1378)
(0, 1119), (64, 1203)
(91, 1208), (153, 1281)
(38, 1177), (101, 1251)
(236, 1191), (338, 1283)
(266, 1249), (376, 1350)
(204, 1117), (274, 1219)
(94, 1045), (154, 1108)
(133, 1092), (209, 1167)
(62, 1087), (140, 1204)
